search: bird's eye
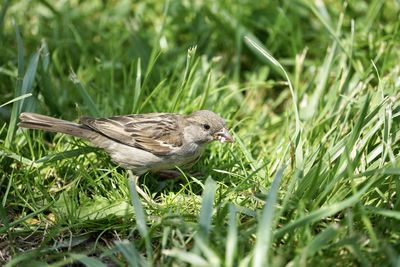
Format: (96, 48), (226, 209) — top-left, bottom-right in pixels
(203, 124), (210, 130)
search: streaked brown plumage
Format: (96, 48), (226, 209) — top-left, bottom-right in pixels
(19, 110), (233, 175)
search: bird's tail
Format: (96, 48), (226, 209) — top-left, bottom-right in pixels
(19, 112), (95, 139)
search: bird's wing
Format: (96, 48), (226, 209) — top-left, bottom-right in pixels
(80, 113), (184, 155)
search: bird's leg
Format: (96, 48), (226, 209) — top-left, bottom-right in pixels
(127, 170), (159, 207)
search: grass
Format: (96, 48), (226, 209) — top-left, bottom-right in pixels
(1, 0), (400, 266)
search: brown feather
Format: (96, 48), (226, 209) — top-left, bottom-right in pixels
(19, 112), (96, 139)
(80, 113), (184, 155)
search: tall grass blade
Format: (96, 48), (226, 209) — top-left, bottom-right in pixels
(193, 235), (221, 266)
(114, 240), (141, 267)
(253, 165), (286, 267)
(297, 224), (340, 266)
(244, 35), (303, 169)
(128, 171), (153, 267)
(132, 58), (142, 113)
(35, 147), (98, 164)
(244, 35), (300, 127)
(198, 177), (217, 238)
(68, 254), (108, 267)
(39, 40), (61, 115)
(162, 249), (208, 267)
(4, 21), (24, 149)
(0, 202), (53, 234)
(225, 204), (238, 267)
(5, 23), (40, 148)
(69, 69), (100, 116)
(0, 93), (32, 108)
(0, 0), (10, 37)
(275, 177), (376, 238)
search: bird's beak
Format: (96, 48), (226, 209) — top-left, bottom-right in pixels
(214, 128), (234, 143)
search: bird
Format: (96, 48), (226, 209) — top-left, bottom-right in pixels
(18, 110), (233, 175)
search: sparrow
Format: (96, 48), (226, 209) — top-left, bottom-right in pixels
(18, 110), (233, 175)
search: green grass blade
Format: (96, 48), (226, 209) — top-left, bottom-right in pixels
(4, 251), (49, 267)
(19, 51), (40, 104)
(4, 21), (24, 148)
(290, 224), (340, 266)
(275, 178), (376, 238)
(35, 147), (98, 164)
(131, 58), (142, 113)
(193, 235), (221, 266)
(0, 149), (35, 165)
(244, 35), (300, 128)
(0, 0), (11, 37)
(299, 224), (340, 264)
(0, 93), (32, 108)
(244, 35), (303, 169)
(38, 40), (61, 115)
(302, 37), (337, 120)
(198, 176), (218, 238)
(304, 1), (353, 65)
(14, 19), (24, 79)
(6, 44), (41, 146)
(0, 200), (10, 229)
(225, 204), (237, 267)
(68, 254), (108, 267)
(128, 171), (153, 267)
(162, 249), (209, 267)
(172, 46), (197, 112)
(0, 201), (54, 234)
(113, 240), (141, 267)
(365, 207), (400, 220)
(69, 69), (100, 116)
(253, 165), (286, 267)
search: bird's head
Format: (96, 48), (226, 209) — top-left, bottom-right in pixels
(185, 110), (234, 144)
